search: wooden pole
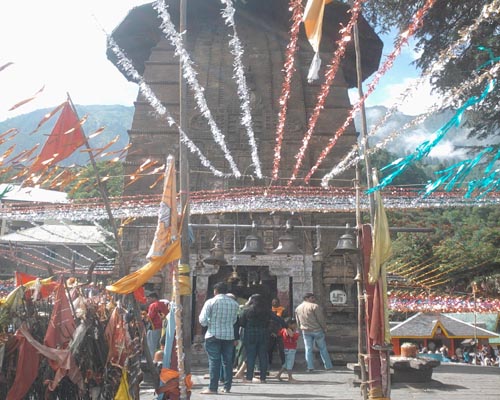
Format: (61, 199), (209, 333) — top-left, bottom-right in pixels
(66, 93), (159, 391)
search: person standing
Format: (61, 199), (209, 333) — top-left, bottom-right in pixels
(276, 318), (300, 383)
(295, 292), (333, 372)
(145, 292), (168, 359)
(240, 294), (284, 383)
(268, 297), (287, 368)
(199, 282), (239, 394)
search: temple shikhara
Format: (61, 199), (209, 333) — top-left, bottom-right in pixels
(107, 0), (382, 363)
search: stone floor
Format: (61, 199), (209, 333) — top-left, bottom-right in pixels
(140, 363), (500, 399)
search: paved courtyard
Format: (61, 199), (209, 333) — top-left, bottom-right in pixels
(140, 363), (500, 399)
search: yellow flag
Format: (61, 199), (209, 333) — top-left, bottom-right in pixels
(107, 156), (181, 294)
(368, 170), (392, 343)
(114, 369), (133, 400)
(368, 170), (392, 284)
(303, 0), (333, 53)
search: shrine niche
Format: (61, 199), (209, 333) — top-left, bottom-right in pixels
(108, 0), (382, 363)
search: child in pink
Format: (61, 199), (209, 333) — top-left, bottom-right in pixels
(276, 318), (300, 383)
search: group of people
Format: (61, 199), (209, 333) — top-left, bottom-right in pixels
(198, 283), (332, 395)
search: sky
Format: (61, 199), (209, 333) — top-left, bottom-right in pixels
(0, 1), (437, 123)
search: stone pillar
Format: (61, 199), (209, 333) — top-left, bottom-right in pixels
(276, 274), (290, 315)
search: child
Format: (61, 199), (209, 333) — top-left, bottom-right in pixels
(276, 318), (300, 383)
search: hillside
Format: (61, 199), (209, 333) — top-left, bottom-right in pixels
(0, 105), (134, 167)
(0, 104), (490, 169)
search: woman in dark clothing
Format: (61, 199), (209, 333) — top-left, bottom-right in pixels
(239, 294), (284, 383)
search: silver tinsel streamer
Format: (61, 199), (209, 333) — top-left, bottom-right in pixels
(1, 191), (498, 222)
(107, 36), (229, 178)
(154, 0), (242, 178)
(220, 0), (262, 178)
(322, 0), (500, 186)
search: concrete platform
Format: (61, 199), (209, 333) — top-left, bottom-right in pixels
(140, 363), (500, 399)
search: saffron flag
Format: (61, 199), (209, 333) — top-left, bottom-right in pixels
(303, 0), (333, 82)
(107, 155), (181, 294)
(30, 101), (86, 173)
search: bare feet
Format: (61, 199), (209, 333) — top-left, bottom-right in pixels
(200, 388), (218, 394)
(288, 377), (298, 383)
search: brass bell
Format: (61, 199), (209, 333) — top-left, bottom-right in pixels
(240, 231), (265, 257)
(334, 224), (358, 254)
(273, 220), (301, 256)
(203, 238), (228, 266)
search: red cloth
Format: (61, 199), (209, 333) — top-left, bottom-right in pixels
(133, 286), (147, 304)
(148, 300), (168, 330)
(30, 101), (85, 173)
(44, 277), (75, 349)
(6, 330), (40, 400)
(18, 324), (83, 392)
(361, 225), (382, 391)
(279, 328), (299, 350)
(14, 271), (56, 299)
(104, 307), (131, 367)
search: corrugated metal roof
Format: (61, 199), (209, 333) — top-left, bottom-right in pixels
(390, 312), (500, 339)
(0, 224), (105, 245)
(0, 184), (67, 203)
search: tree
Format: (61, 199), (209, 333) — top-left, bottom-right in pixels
(66, 161), (124, 200)
(362, 0), (499, 142)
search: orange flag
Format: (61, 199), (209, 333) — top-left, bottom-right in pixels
(106, 155), (181, 294)
(30, 101), (86, 173)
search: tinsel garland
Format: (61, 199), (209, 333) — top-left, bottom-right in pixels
(424, 148), (500, 198)
(220, 0), (262, 178)
(288, 0), (364, 185)
(0, 187), (498, 222)
(322, 1), (500, 184)
(272, 0), (304, 181)
(154, 0), (241, 177)
(388, 291), (500, 313)
(302, 0), (438, 185)
(367, 77), (497, 194)
(106, 35), (229, 178)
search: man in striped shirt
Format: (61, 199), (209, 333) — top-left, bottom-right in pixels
(199, 281), (239, 394)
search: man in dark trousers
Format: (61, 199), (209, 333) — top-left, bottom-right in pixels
(199, 282), (239, 394)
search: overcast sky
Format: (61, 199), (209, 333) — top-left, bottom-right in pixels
(0, 1), (436, 122)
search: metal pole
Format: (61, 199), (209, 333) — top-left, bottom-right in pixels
(178, 1), (191, 398)
(355, 165), (368, 400)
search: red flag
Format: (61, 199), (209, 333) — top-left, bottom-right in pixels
(14, 271), (56, 299)
(44, 276), (75, 349)
(30, 101), (86, 173)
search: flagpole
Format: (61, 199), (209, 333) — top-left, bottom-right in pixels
(176, 0), (190, 398)
(67, 93), (160, 388)
(66, 93), (127, 278)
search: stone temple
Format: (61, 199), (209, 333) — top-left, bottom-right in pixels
(108, 0), (382, 363)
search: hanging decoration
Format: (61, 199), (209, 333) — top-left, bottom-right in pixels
(220, 0), (262, 179)
(388, 290), (500, 313)
(322, 0), (500, 185)
(0, 186), (498, 222)
(106, 35), (229, 178)
(367, 77), (497, 194)
(154, 0), (241, 177)
(288, 0), (364, 185)
(272, 0), (304, 181)
(423, 148), (500, 198)
(302, 0), (438, 185)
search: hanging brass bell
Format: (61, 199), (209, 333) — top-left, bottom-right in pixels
(203, 239), (228, 266)
(240, 232), (265, 257)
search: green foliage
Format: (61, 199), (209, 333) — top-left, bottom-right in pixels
(367, 149), (432, 186)
(66, 161), (124, 200)
(363, 0), (499, 141)
(388, 206), (500, 295)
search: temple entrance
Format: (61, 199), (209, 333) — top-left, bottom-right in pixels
(207, 265), (277, 306)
